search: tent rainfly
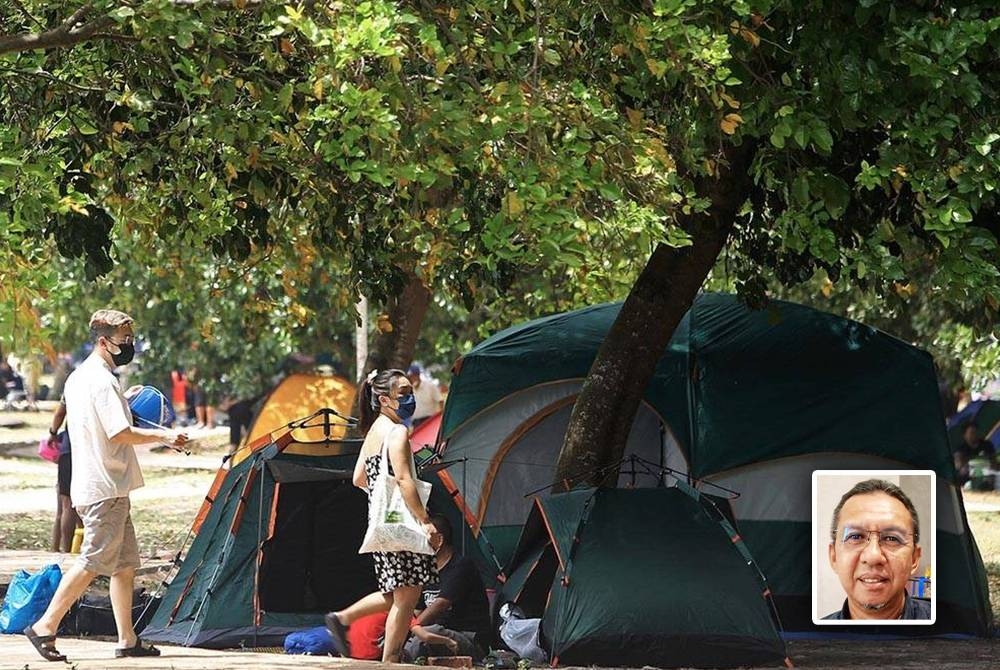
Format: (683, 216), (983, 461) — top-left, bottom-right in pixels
(438, 293), (992, 636)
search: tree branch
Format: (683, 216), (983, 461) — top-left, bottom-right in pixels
(0, 0), (314, 56)
(0, 5), (114, 56)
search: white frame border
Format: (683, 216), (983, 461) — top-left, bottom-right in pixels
(811, 469), (937, 626)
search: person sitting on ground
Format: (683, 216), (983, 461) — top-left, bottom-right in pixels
(403, 514), (491, 662)
(348, 612), (459, 661)
(954, 421), (999, 486)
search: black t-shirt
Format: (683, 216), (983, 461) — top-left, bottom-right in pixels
(421, 554), (490, 639)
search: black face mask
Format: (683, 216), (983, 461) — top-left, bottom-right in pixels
(109, 340), (135, 367)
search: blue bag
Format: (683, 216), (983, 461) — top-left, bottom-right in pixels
(0, 564), (62, 634)
(284, 625), (336, 655)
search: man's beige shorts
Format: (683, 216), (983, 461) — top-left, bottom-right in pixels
(75, 497), (141, 576)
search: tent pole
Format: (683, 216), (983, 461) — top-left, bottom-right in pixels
(682, 297), (701, 486)
(254, 459), (265, 648)
(461, 457), (467, 556)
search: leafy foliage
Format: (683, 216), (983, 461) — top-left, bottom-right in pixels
(1, 1), (1000, 403)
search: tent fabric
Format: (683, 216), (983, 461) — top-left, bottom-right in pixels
(499, 487), (787, 668)
(142, 430), (376, 648)
(239, 373), (356, 461)
(442, 294), (953, 480)
(437, 293), (992, 636)
(410, 412), (442, 452)
(946, 399), (1000, 449)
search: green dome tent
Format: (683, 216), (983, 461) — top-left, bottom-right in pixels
(499, 486), (789, 668)
(437, 293), (991, 636)
(142, 427), (373, 648)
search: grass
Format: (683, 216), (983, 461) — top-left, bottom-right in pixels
(0, 497), (204, 554)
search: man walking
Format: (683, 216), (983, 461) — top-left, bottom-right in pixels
(24, 309), (188, 662)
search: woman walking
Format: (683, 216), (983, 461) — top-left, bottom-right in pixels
(325, 368), (438, 662)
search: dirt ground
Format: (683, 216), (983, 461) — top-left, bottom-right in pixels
(2, 405), (999, 669)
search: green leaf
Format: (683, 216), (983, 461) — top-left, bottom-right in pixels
(175, 28), (194, 49)
(543, 49), (562, 66)
(812, 126), (834, 153)
(598, 182), (622, 201)
(109, 6), (135, 21)
(818, 175), (850, 219)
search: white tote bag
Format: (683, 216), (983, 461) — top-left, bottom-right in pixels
(358, 437), (434, 555)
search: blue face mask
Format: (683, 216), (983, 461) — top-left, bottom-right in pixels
(395, 393), (416, 422)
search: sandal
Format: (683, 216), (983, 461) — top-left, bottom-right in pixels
(324, 612), (351, 657)
(115, 640), (161, 658)
(24, 625), (67, 662)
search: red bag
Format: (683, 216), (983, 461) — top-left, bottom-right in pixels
(37, 437), (60, 463)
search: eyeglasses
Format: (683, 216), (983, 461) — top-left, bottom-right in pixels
(839, 527), (913, 553)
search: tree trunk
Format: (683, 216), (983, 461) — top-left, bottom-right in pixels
(363, 271), (432, 376)
(553, 142), (758, 490)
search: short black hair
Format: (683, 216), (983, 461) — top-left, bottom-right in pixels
(430, 513), (453, 547)
(829, 479), (920, 543)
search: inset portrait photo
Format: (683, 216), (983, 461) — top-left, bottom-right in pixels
(812, 471), (935, 625)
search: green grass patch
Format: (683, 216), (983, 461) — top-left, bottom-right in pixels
(0, 497), (204, 554)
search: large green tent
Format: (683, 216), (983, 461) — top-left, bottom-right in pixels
(142, 429), (374, 648)
(498, 486), (789, 668)
(438, 293), (992, 635)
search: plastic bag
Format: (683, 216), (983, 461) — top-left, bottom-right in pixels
(358, 439), (433, 555)
(0, 564), (62, 634)
(37, 436), (60, 463)
(498, 603), (548, 663)
(284, 625), (337, 655)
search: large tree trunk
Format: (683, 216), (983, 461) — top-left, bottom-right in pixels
(553, 142), (758, 490)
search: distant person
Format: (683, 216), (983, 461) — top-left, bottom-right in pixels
(823, 479), (929, 620)
(954, 422), (998, 487)
(404, 514), (490, 662)
(219, 393), (258, 453)
(170, 369), (189, 426)
(0, 359), (14, 400)
(324, 368), (438, 663)
(956, 386), (973, 413)
(46, 397), (81, 552)
(187, 367), (214, 429)
(24, 309), (188, 662)
(20, 355), (41, 410)
(407, 364), (443, 429)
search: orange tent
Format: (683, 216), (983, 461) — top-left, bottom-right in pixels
(231, 372), (356, 465)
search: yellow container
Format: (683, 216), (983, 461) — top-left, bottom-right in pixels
(71, 527), (84, 554)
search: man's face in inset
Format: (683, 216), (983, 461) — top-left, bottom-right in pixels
(828, 491), (921, 619)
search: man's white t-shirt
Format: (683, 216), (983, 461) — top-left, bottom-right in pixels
(64, 353), (143, 506)
(413, 376), (443, 421)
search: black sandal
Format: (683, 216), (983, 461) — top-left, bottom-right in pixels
(324, 612), (351, 657)
(115, 640), (161, 658)
(24, 625), (67, 662)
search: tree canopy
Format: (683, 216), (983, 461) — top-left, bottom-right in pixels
(1, 1), (999, 480)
